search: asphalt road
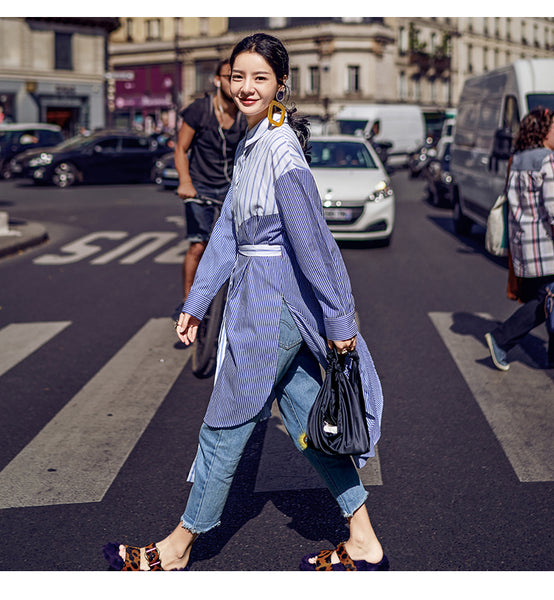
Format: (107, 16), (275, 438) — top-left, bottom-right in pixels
(0, 170), (552, 575)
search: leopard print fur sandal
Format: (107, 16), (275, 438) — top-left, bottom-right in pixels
(299, 541), (389, 571)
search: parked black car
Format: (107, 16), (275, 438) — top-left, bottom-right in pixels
(11, 130), (169, 188)
(424, 137), (455, 207)
(0, 123), (64, 179)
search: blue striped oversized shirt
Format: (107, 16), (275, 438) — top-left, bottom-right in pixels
(183, 117), (383, 465)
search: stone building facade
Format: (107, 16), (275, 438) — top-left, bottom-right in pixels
(0, 17), (120, 135)
(108, 17), (554, 133)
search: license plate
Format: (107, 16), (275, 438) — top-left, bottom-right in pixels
(163, 168), (178, 178)
(324, 208), (352, 221)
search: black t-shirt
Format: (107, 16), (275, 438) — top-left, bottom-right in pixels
(180, 95), (247, 188)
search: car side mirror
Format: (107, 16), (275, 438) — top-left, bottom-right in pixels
(492, 127), (512, 160)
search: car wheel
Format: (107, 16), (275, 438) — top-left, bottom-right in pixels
(0, 163), (12, 179)
(52, 162), (79, 188)
(452, 193), (473, 236)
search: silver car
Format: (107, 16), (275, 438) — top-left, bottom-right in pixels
(310, 135), (395, 243)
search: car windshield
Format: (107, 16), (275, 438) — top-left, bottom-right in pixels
(310, 141), (377, 169)
(337, 120), (368, 135)
(527, 94), (554, 112)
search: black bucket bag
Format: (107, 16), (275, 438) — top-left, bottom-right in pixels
(306, 348), (370, 456)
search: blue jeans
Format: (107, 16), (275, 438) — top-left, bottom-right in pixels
(180, 302), (368, 533)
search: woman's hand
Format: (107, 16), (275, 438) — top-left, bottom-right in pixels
(328, 335), (357, 355)
(176, 312), (201, 345)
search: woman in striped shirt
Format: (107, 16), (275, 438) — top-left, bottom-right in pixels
(104, 33), (388, 572)
(486, 108), (554, 371)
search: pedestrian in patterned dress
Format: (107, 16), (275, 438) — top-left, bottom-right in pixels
(486, 107), (554, 371)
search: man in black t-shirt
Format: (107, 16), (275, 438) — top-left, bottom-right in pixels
(175, 59), (246, 302)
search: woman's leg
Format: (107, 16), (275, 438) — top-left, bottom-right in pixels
(274, 317), (384, 563)
(492, 276), (554, 353)
(115, 301), (311, 570)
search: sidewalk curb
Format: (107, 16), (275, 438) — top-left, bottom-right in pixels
(0, 219), (48, 258)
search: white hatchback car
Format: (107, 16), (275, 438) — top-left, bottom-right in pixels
(309, 135), (395, 243)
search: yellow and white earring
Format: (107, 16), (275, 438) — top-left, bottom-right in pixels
(268, 89), (286, 127)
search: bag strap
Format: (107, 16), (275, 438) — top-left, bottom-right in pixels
(503, 155), (513, 194)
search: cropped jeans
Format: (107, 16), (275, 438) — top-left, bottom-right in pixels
(180, 302), (368, 534)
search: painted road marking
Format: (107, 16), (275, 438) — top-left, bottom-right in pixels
(0, 318), (192, 509)
(254, 402), (382, 492)
(429, 311), (554, 483)
(0, 321), (71, 377)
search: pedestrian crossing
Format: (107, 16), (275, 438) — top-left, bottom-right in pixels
(0, 311), (552, 510)
(0, 318), (192, 509)
(429, 312), (554, 483)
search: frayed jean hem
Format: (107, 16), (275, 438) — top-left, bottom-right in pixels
(180, 517), (221, 535)
(340, 489), (368, 519)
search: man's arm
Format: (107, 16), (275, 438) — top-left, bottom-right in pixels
(174, 121), (197, 199)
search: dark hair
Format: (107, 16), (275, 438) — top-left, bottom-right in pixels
(514, 107), (554, 152)
(230, 32), (311, 158)
(216, 59), (230, 77)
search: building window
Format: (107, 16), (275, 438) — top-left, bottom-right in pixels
(483, 47), (489, 71)
(399, 71), (407, 100)
(430, 78), (436, 102)
(199, 17), (209, 36)
(467, 44), (473, 73)
(54, 32), (73, 70)
(309, 66), (320, 95)
(399, 26), (408, 54)
(146, 18), (162, 41)
(125, 18), (134, 41)
(413, 76), (421, 102)
(290, 67), (300, 94)
(174, 17), (182, 39)
(442, 79), (449, 104)
(521, 20), (527, 45)
(506, 18), (512, 41)
(346, 65), (360, 93)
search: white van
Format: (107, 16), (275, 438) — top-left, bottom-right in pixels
(333, 104), (425, 167)
(450, 58), (554, 235)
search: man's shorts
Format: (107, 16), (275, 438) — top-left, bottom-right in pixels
(184, 182), (230, 244)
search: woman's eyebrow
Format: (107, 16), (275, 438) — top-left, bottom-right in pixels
(232, 69), (272, 75)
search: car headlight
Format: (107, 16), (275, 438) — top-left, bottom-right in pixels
(29, 153), (53, 167)
(368, 181), (393, 202)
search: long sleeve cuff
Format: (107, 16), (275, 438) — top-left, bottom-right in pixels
(182, 290), (213, 322)
(324, 310), (358, 341)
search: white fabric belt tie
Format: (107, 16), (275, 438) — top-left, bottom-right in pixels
(238, 244), (282, 257)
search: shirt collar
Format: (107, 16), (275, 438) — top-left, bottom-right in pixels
(244, 114), (288, 148)
(244, 117), (270, 148)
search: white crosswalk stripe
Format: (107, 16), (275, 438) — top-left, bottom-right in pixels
(0, 321), (71, 377)
(429, 312), (554, 483)
(0, 318), (192, 509)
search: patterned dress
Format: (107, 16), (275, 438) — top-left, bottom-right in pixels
(183, 117), (383, 466)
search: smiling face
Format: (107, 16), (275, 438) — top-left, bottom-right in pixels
(230, 50), (284, 128)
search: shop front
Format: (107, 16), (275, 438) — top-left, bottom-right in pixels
(0, 79), (104, 137)
(113, 63), (180, 136)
